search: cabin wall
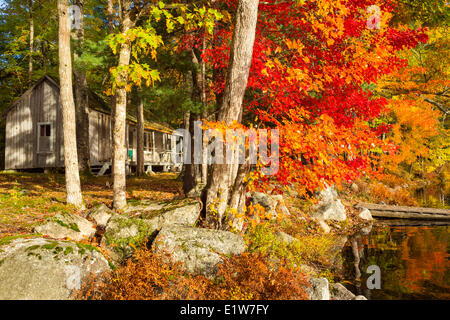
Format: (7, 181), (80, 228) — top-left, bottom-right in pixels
(5, 95), (33, 169)
(5, 81), (61, 169)
(5, 77), (178, 170)
(35, 81), (61, 168)
(89, 109), (112, 165)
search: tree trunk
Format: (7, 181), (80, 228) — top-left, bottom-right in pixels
(107, 0), (115, 180)
(136, 93), (145, 176)
(58, 0), (84, 209)
(107, 0), (114, 34)
(112, 0), (133, 210)
(183, 49), (205, 195)
(28, 0), (33, 83)
(204, 0), (259, 229)
(72, 0), (90, 174)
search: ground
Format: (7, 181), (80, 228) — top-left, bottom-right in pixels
(0, 170), (373, 285)
(0, 172), (182, 238)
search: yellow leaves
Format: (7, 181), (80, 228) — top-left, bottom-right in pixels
(261, 68), (269, 77)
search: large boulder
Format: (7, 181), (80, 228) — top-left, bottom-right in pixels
(0, 237), (111, 300)
(101, 215), (156, 263)
(86, 204), (114, 228)
(330, 283), (356, 300)
(249, 192), (290, 219)
(306, 277), (330, 300)
(102, 199), (201, 263)
(153, 225), (246, 276)
(124, 198), (201, 227)
(33, 212), (96, 242)
(359, 208), (373, 221)
(312, 185), (347, 221)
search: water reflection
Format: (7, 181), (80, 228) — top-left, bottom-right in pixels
(340, 221), (450, 300)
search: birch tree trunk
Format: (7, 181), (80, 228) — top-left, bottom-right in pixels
(58, 0), (84, 209)
(136, 93), (145, 176)
(28, 0), (33, 84)
(204, 0), (259, 228)
(72, 0), (90, 174)
(112, 0), (133, 210)
(107, 0), (115, 180)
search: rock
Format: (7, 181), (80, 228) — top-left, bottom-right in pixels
(186, 183), (206, 198)
(328, 235), (348, 269)
(102, 199), (201, 263)
(330, 283), (356, 300)
(359, 208), (373, 221)
(271, 195), (291, 217)
(360, 224), (373, 235)
(250, 192), (276, 217)
(86, 203), (113, 228)
(250, 192), (289, 219)
(354, 295), (368, 300)
(275, 231), (297, 244)
(33, 212), (96, 242)
(351, 183), (359, 192)
(317, 219), (331, 233)
(0, 237), (111, 300)
(306, 277), (330, 300)
(124, 198), (201, 227)
(153, 225), (246, 276)
(101, 215), (156, 263)
(319, 184), (339, 203)
(298, 264), (317, 276)
(312, 185), (347, 221)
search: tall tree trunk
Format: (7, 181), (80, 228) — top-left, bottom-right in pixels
(183, 49), (204, 195)
(107, 0), (115, 179)
(107, 0), (114, 33)
(136, 92), (145, 176)
(28, 0), (33, 83)
(200, 35), (208, 185)
(113, 0), (133, 210)
(58, 0), (84, 208)
(72, 0), (90, 174)
(204, 0), (259, 229)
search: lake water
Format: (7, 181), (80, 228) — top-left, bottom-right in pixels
(339, 221), (450, 300)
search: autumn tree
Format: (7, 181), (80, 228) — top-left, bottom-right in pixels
(202, 0), (259, 228)
(181, 0), (429, 228)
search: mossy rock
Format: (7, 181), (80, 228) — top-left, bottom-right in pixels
(33, 212), (96, 241)
(153, 225), (246, 277)
(101, 215), (156, 263)
(102, 198), (201, 264)
(0, 237), (112, 300)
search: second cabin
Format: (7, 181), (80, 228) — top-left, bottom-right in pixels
(2, 75), (183, 174)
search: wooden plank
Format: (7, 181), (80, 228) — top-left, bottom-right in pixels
(357, 202), (450, 215)
(369, 210), (450, 220)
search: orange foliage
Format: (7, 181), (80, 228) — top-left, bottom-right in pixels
(77, 249), (310, 300)
(369, 182), (418, 206)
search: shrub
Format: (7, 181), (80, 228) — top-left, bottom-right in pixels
(76, 249), (214, 300)
(245, 222), (340, 269)
(214, 252), (310, 300)
(77, 248), (310, 300)
(369, 182), (418, 206)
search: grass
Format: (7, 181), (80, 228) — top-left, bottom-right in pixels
(0, 171), (182, 238)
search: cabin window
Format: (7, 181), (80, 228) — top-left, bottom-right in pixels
(37, 122), (53, 153)
(163, 133), (172, 151)
(128, 128), (134, 148)
(144, 132), (153, 152)
(144, 132), (148, 151)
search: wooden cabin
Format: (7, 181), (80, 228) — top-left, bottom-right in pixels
(2, 75), (182, 174)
